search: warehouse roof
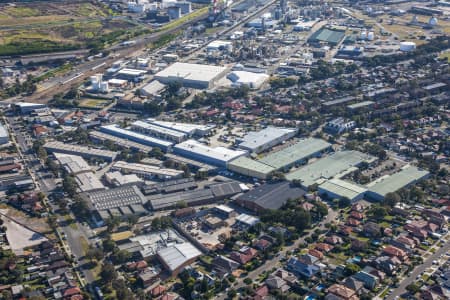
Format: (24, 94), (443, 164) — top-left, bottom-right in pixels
(323, 96), (356, 106)
(74, 172), (105, 193)
(238, 126), (297, 152)
(237, 181), (306, 210)
(227, 156), (274, 175)
(100, 124), (174, 148)
(140, 80), (166, 96)
(155, 62), (227, 82)
(85, 185), (146, 211)
(147, 119), (215, 135)
(286, 151), (377, 187)
(319, 178), (367, 200)
(54, 153), (91, 174)
(89, 130), (153, 153)
(113, 161), (184, 178)
(236, 213), (260, 226)
(174, 139), (247, 165)
(366, 165), (429, 198)
(132, 120), (186, 139)
(309, 27), (345, 44)
(157, 243), (202, 272)
(164, 153), (217, 172)
(44, 141), (118, 160)
(259, 138), (331, 169)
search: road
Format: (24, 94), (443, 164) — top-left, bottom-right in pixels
(387, 237), (450, 300)
(217, 208), (339, 299)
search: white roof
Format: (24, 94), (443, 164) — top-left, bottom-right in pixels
(174, 139), (247, 163)
(236, 213), (260, 226)
(100, 124), (174, 148)
(15, 102), (46, 108)
(227, 71), (269, 85)
(104, 171), (143, 186)
(53, 153), (91, 174)
(140, 80), (166, 95)
(0, 124), (8, 139)
(155, 62), (227, 82)
(118, 68), (147, 76)
(75, 172), (105, 192)
(319, 178), (367, 200)
(147, 119), (215, 135)
(207, 40), (233, 49)
(113, 161), (184, 177)
(239, 126), (297, 151)
(108, 78), (128, 85)
(215, 204), (234, 213)
(157, 242), (202, 272)
(132, 120), (186, 139)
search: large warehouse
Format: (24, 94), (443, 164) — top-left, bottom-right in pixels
(237, 126), (298, 154)
(227, 156), (274, 179)
(227, 70), (269, 90)
(365, 165), (430, 201)
(0, 124), (9, 145)
(147, 119), (215, 137)
(44, 141), (118, 162)
(318, 178), (367, 202)
(99, 124), (174, 151)
(286, 151), (377, 188)
(235, 181), (306, 213)
(131, 120), (187, 143)
(174, 139), (247, 167)
(259, 138), (332, 171)
(154, 62), (228, 89)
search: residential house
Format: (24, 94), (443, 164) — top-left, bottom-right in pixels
(326, 284), (359, 300)
(286, 256), (320, 278)
(343, 277), (364, 294)
(212, 255), (240, 277)
(354, 270), (379, 290)
(230, 247), (258, 265)
(363, 222), (381, 237)
(382, 245), (408, 262)
(325, 235), (343, 245)
(374, 256), (402, 275)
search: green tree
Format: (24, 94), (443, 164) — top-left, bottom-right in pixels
(100, 262), (117, 284)
(62, 175), (77, 197)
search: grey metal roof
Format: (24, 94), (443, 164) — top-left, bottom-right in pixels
(237, 181), (305, 210)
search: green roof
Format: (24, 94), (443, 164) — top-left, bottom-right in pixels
(319, 178), (367, 200)
(258, 138), (331, 170)
(309, 27), (346, 45)
(286, 151), (376, 187)
(228, 156), (275, 175)
(366, 165), (429, 197)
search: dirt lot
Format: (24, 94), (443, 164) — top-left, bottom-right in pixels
(0, 205), (51, 233)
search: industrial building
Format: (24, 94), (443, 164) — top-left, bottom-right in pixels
(365, 165), (430, 201)
(104, 171), (143, 187)
(148, 181), (243, 210)
(286, 151), (377, 188)
(308, 27), (346, 45)
(112, 161), (184, 180)
(147, 119), (215, 137)
(84, 185), (148, 224)
(154, 62), (228, 89)
(142, 178), (197, 195)
(324, 118), (356, 135)
(207, 40), (233, 52)
(157, 243), (202, 275)
(227, 156), (274, 180)
(227, 71), (269, 89)
(318, 178), (367, 202)
(174, 140), (247, 167)
(237, 126), (298, 154)
(89, 130), (153, 153)
(0, 123), (9, 145)
(139, 80), (166, 98)
(53, 153), (92, 175)
(131, 120), (187, 143)
(99, 124), (174, 151)
(14, 102), (47, 114)
(74, 172), (105, 193)
(259, 138), (332, 171)
(164, 153), (217, 174)
(44, 141), (118, 162)
(235, 181), (305, 213)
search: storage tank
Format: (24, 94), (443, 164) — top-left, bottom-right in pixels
(367, 31), (375, 41)
(429, 17), (438, 27)
(400, 41), (416, 52)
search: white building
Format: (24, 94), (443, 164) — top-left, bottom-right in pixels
(112, 161), (184, 180)
(154, 62), (228, 89)
(238, 126), (298, 154)
(174, 139), (247, 167)
(207, 40), (233, 52)
(227, 71), (269, 89)
(0, 124), (9, 145)
(90, 74), (109, 93)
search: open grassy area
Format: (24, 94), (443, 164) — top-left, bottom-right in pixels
(440, 51), (450, 62)
(79, 236), (90, 255)
(0, 1), (136, 56)
(78, 98), (111, 109)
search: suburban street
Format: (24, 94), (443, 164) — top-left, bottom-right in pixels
(387, 238), (450, 300)
(217, 208), (339, 299)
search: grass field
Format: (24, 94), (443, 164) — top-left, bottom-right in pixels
(78, 98), (111, 109)
(0, 1), (136, 56)
(440, 51), (450, 62)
